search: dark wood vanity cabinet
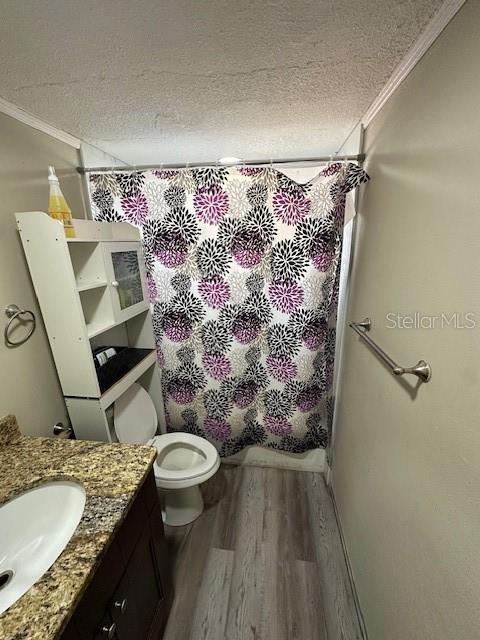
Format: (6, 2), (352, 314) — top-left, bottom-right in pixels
(60, 471), (172, 640)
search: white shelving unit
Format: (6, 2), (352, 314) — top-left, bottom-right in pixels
(16, 212), (165, 442)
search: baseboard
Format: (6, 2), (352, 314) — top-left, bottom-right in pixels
(328, 484), (369, 640)
(222, 445), (325, 472)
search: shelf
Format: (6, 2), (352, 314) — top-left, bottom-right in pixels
(16, 211), (161, 443)
(77, 280), (108, 292)
(86, 303), (150, 339)
(99, 349), (156, 409)
(66, 218), (140, 242)
(87, 320), (118, 339)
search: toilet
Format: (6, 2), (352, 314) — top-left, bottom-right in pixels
(114, 383), (220, 526)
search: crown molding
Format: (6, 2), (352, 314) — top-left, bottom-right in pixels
(362, 0), (466, 127)
(0, 96), (81, 148)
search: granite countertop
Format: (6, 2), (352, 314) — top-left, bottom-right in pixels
(0, 415), (157, 640)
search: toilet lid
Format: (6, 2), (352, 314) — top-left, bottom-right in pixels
(114, 383), (157, 444)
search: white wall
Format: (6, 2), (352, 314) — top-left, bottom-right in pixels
(332, 1), (480, 638)
(0, 112), (87, 436)
(79, 142), (128, 169)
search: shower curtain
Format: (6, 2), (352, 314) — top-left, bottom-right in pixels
(88, 163), (369, 456)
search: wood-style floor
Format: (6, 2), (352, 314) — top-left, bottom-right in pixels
(162, 465), (362, 640)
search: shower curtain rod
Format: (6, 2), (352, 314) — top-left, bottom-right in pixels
(77, 153), (366, 174)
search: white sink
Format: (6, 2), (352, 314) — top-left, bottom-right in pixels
(0, 481), (86, 615)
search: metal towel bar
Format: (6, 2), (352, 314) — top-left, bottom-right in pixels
(4, 304), (36, 347)
(349, 318), (431, 382)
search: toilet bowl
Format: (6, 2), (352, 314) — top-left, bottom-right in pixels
(114, 383), (220, 526)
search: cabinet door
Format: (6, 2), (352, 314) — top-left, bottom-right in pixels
(66, 539), (125, 640)
(59, 618), (83, 640)
(148, 501), (173, 638)
(93, 613), (117, 640)
(59, 473), (171, 640)
(103, 242), (148, 323)
(110, 570), (138, 639)
(112, 526), (163, 640)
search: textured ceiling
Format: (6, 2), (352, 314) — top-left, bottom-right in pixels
(0, 0), (444, 164)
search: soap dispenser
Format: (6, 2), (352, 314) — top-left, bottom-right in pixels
(47, 166), (75, 238)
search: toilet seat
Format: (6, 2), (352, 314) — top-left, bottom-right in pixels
(149, 433), (220, 489)
(113, 383), (157, 444)
(113, 383), (220, 492)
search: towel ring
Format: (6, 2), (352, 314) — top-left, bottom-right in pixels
(4, 304), (36, 346)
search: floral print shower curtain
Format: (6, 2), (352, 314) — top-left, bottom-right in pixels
(88, 163), (369, 456)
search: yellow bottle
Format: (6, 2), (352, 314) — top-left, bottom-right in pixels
(48, 166), (75, 238)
